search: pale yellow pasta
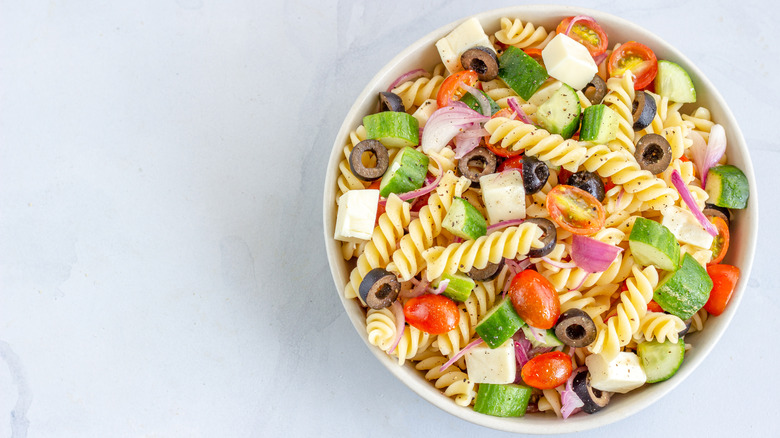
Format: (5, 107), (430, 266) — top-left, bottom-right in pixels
(689, 308), (709, 334)
(635, 311), (686, 344)
(462, 269), (505, 329)
(366, 307), (434, 365)
(391, 67), (445, 111)
(682, 106), (715, 141)
(602, 73), (636, 153)
(538, 389), (562, 418)
(680, 243), (713, 268)
(422, 223), (544, 281)
(437, 304), (471, 358)
(427, 146), (457, 178)
(415, 355), (476, 407)
(336, 126), (369, 197)
(494, 17), (555, 49)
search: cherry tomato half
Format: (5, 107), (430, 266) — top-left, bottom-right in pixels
(521, 351), (573, 389)
(647, 300), (664, 313)
(608, 41), (658, 90)
(546, 184), (606, 235)
(403, 294), (460, 335)
(436, 70), (479, 108)
(508, 269), (560, 330)
(556, 17), (608, 58)
(497, 154), (524, 173)
(484, 108), (524, 157)
(704, 264), (740, 316)
(708, 216), (730, 265)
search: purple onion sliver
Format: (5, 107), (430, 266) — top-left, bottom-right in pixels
(387, 68), (430, 92)
(387, 301), (406, 354)
(507, 97), (534, 124)
(439, 338), (484, 372)
(463, 83), (492, 116)
(487, 219), (526, 233)
(670, 169), (718, 236)
(397, 156), (443, 202)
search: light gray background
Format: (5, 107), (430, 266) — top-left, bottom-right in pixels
(1, 0), (777, 437)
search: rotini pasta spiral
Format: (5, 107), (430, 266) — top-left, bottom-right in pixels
(494, 17), (555, 49)
(366, 308), (434, 365)
(634, 311), (686, 344)
(437, 304), (472, 358)
(602, 73), (636, 153)
(391, 65), (446, 111)
(414, 355), (476, 407)
(336, 126), (368, 197)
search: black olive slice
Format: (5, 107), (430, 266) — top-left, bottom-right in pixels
(522, 156), (549, 195)
(460, 46), (499, 81)
(567, 170), (606, 202)
(573, 370), (612, 414)
(703, 203), (731, 225)
(359, 268), (401, 310)
(634, 133), (672, 174)
(457, 146), (498, 184)
(554, 309), (597, 348)
(632, 91), (657, 131)
(378, 91), (405, 112)
(582, 74), (607, 106)
(678, 318), (693, 338)
(467, 258), (505, 282)
(349, 139), (390, 181)
(525, 218), (557, 258)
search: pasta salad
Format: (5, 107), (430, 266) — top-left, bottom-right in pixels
(331, 13), (749, 419)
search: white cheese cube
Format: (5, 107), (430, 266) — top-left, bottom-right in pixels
(464, 339), (516, 384)
(334, 189), (379, 243)
(412, 99), (437, 128)
(479, 170), (526, 225)
(586, 352), (647, 394)
(435, 17), (494, 74)
(661, 206), (714, 249)
(541, 34), (598, 90)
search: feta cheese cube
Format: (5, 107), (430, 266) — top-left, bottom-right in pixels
(464, 339), (516, 384)
(479, 170), (526, 225)
(586, 352), (647, 394)
(334, 189), (379, 243)
(412, 99), (437, 128)
(661, 205), (715, 249)
(541, 34), (598, 90)
(435, 17), (494, 74)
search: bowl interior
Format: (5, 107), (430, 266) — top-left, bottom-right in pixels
(322, 5), (757, 434)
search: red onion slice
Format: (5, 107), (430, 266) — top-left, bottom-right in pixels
(396, 156), (443, 202)
(527, 325), (547, 343)
(541, 257), (577, 270)
(421, 102), (490, 154)
(387, 301), (405, 355)
(571, 235), (623, 273)
(463, 83), (492, 116)
(487, 218), (526, 233)
(439, 337), (484, 372)
(432, 279), (450, 295)
(514, 332), (533, 368)
(670, 169), (718, 236)
(702, 124), (726, 186)
(507, 97), (534, 124)
(403, 277), (430, 300)
(560, 366), (587, 419)
(563, 15), (600, 37)
(387, 68), (430, 92)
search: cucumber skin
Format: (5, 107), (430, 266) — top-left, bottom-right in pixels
(536, 84), (581, 139)
(653, 253), (713, 320)
(579, 104), (619, 143)
(655, 60), (696, 104)
(442, 198), (487, 241)
(475, 298), (526, 349)
(705, 165), (749, 209)
(629, 217), (680, 271)
(434, 272), (475, 302)
(363, 111), (419, 148)
(638, 338), (685, 383)
(378, 147), (429, 198)
(474, 383), (533, 417)
(498, 46), (548, 100)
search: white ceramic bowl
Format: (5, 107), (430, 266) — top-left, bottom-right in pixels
(323, 6), (758, 434)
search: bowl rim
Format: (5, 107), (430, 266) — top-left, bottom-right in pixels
(322, 5), (758, 434)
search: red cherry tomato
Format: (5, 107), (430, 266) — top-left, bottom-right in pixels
(523, 48), (545, 67)
(521, 351), (573, 389)
(608, 41), (658, 89)
(704, 264), (740, 316)
(708, 216), (730, 265)
(556, 17), (608, 58)
(497, 154), (524, 173)
(647, 300), (664, 313)
(403, 294), (460, 335)
(484, 108), (524, 158)
(557, 168), (573, 185)
(436, 70), (479, 107)
(508, 270), (560, 329)
(546, 184), (606, 235)
(367, 179), (386, 223)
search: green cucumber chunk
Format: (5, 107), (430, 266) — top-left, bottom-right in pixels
(378, 147), (428, 198)
(536, 83), (581, 139)
(521, 326), (563, 348)
(579, 104), (619, 143)
(475, 297), (526, 349)
(629, 217), (681, 271)
(654, 253), (713, 320)
(473, 383), (533, 417)
(498, 46), (548, 101)
(432, 272), (475, 302)
(363, 111), (420, 148)
(705, 165), (749, 209)
(655, 60), (696, 103)
(638, 338), (685, 383)
(442, 197), (487, 240)
(459, 90), (501, 115)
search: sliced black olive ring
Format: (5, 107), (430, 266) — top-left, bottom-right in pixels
(582, 74), (607, 106)
(467, 258), (505, 282)
(349, 139), (390, 181)
(359, 268), (401, 310)
(525, 218), (557, 258)
(554, 308), (597, 348)
(522, 155), (549, 195)
(703, 203), (731, 225)
(634, 133), (672, 175)
(573, 370), (612, 414)
(567, 170), (606, 202)
(457, 146), (498, 184)
(378, 91), (405, 112)
(460, 46), (499, 81)
(632, 90), (658, 131)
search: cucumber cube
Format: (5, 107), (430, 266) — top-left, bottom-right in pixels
(653, 253), (713, 320)
(498, 46), (548, 100)
(705, 165), (749, 209)
(432, 272), (475, 302)
(579, 104), (619, 143)
(442, 197), (487, 241)
(363, 111), (419, 148)
(378, 147), (428, 198)
(655, 60), (696, 104)
(536, 83), (581, 139)
(475, 297), (526, 349)
(629, 217), (681, 271)
(474, 383), (533, 417)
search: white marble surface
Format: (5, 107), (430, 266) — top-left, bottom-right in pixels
(1, 0), (777, 437)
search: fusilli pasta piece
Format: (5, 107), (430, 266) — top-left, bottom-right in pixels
(391, 67), (446, 111)
(415, 355), (476, 407)
(494, 17), (555, 49)
(602, 73), (636, 153)
(635, 311), (686, 344)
